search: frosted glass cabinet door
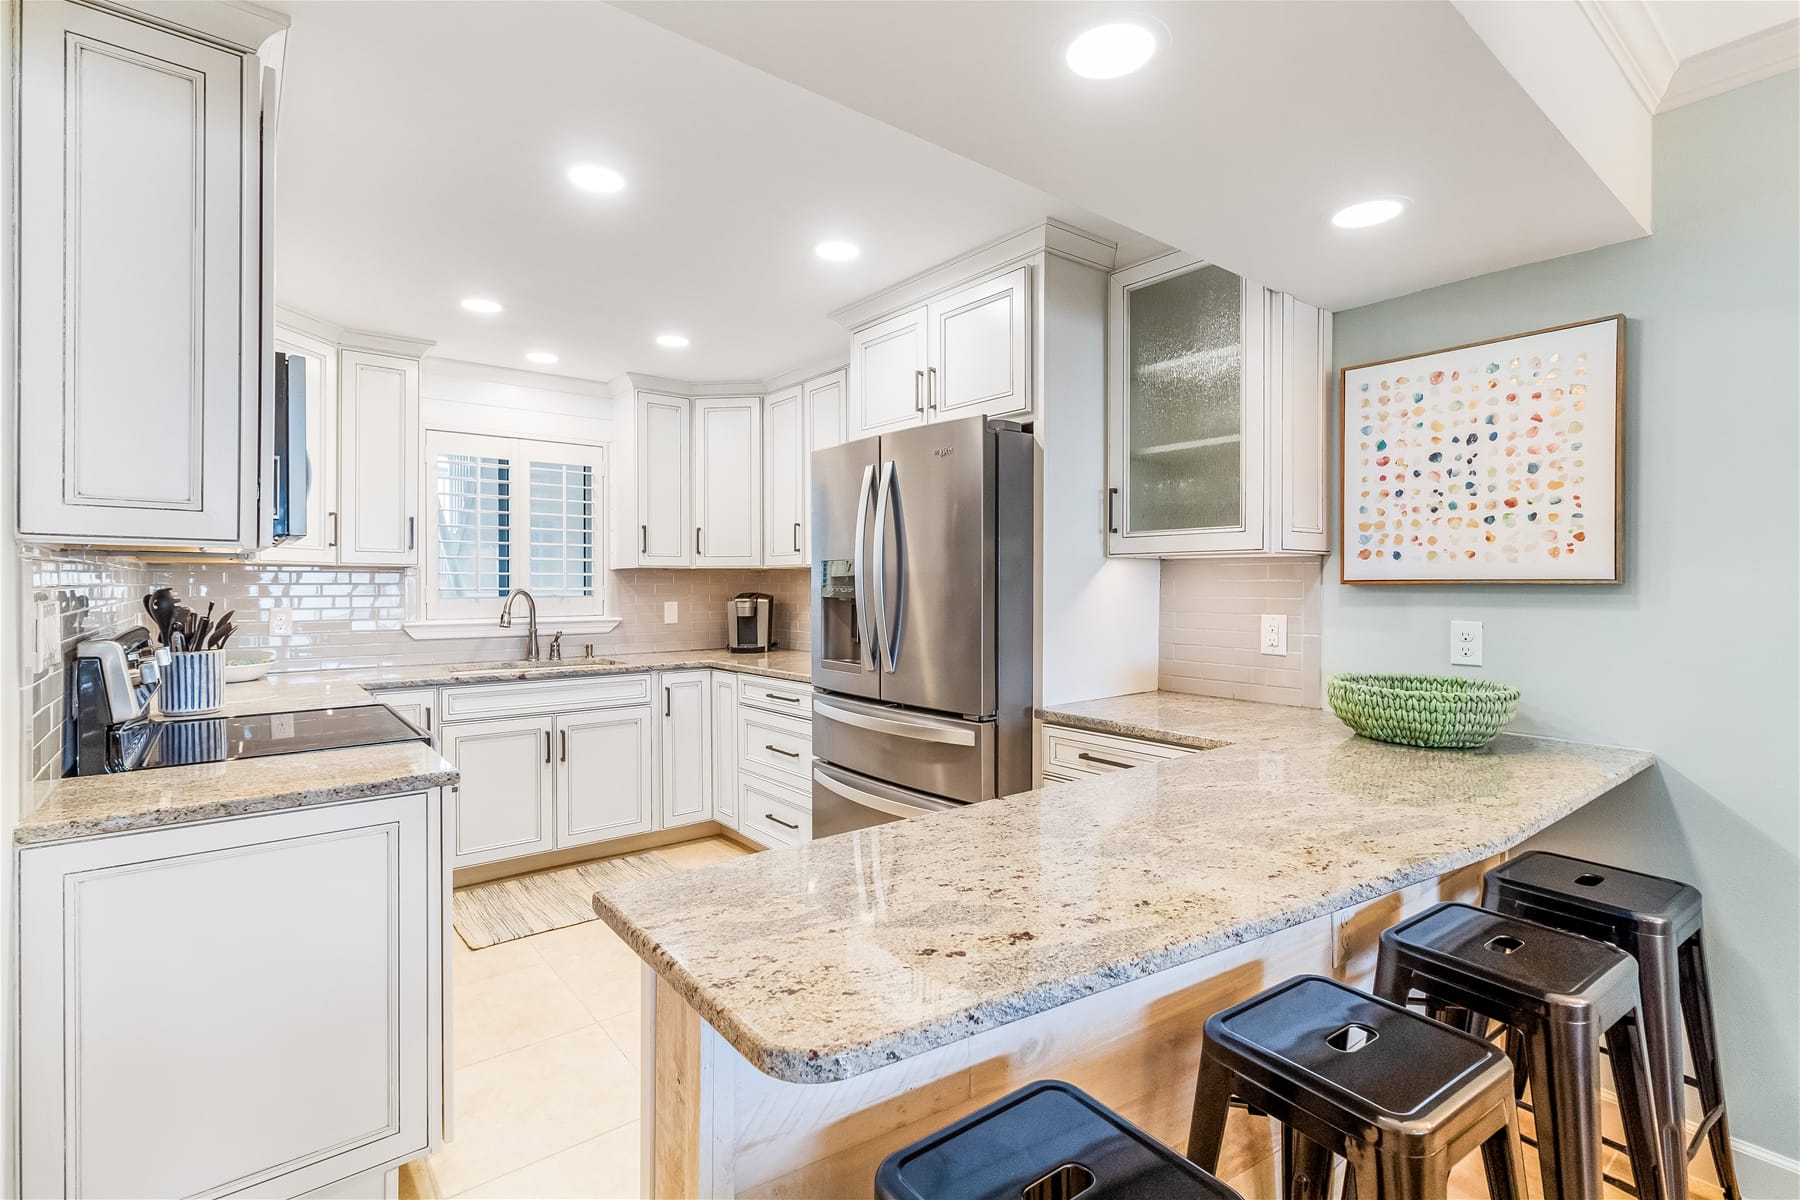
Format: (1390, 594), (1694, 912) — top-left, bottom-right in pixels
(1107, 256), (1266, 556)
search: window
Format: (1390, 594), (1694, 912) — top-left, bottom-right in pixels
(423, 431), (605, 621)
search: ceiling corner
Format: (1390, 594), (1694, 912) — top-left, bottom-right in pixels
(1577, 0), (1676, 112)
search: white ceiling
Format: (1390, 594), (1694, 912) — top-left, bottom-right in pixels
(618, 0), (1657, 312)
(269, 1), (1163, 384)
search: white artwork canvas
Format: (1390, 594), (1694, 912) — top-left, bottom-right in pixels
(1339, 315), (1623, 584)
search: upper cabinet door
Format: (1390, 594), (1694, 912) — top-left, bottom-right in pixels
(636, 392), (693, 567)
(805, 369), (847, 453)
(693, 397), (762, 567)
(848, 306), (929, 439)
(258, 330), (338, 565)
(1107, 256), (1268, 556)
(926, 267), (1031, 423)
(338, 350), (421, 565)
(18, 1), (254, 545)
(762, 386), (805, 567)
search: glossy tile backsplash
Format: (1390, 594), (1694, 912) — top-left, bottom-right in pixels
(1160, 558), (1323, 708)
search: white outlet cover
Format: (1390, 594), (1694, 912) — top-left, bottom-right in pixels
(1259, 613), (1288, 657)
(664, 601), (679, 624)
(270, 607), (295, 637)
(1450, 619), (1484, 667)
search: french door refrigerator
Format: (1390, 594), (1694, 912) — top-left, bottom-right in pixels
(810, 414), (1035, 837)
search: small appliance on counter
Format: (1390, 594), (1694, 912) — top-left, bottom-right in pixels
(727, 591), (775, 653)
(64, 625), (426, 776)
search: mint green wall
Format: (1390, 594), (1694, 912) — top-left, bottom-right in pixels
(1326, 72), (1799, 1171)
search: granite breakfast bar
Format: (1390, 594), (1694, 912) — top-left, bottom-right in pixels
(592, 694), (1654, 1199)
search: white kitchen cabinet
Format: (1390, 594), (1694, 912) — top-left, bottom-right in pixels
(658, 671), (714, 828)
(737, 775), (812, 849)
(338, 350), (422, 565)
(762, 385), (806, 567)
(380, 687), (437, 743)
(711, 672), (741, 829)
(17, 0), (273, 547)
(19, 791), (444, 1198)
(693, 397), (762, 567)
(557, 706), (656, 846)
(443, 715), (556, 868)
(1106, 252), (1330, 558)
(1040, 724), (1192, 780)
(628, 391), (694, 568)
(805, 369), (847, 453)
(926, 267), (1031, 422)
(849, 305), (931, 438)
(260, 327), (340, 564)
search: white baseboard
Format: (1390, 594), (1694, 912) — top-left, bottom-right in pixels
(1735, 1136), (1800, 1199)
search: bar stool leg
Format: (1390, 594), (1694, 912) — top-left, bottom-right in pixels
(1680, 935), (1742, 1199)
(1186, 1055), (1237, 1174)
(1281, 1126), (1333, 1200)
(1374, 1149), (1447, 1200)
(1637, 933), (1693, 1200)
(1477, 1107), (1529, 1200)
(1343, 1143), (1379, 1200)
(1528, 1017), (1605, 1199)
(1606, 1011), (1670, 1200)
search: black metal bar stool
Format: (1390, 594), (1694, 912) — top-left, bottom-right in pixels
(875, 1080), (1243, 1200)
(1373, 901), (1667, 1200)
(1483, 851), (1740, 1200)
(1185, 975), (1528, 1200)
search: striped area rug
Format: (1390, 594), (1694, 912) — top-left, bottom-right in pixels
(453, 850), (678, 949)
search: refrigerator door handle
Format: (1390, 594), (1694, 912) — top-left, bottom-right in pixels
(813, 766), (962, 820)
(813, 697), (977, 745)
(852, 462), (877, 671)
(873, 459), (902, 673)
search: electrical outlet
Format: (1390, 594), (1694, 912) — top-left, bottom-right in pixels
(1259, 613), (1288, 657)
(270, 607), (295, 638)
(35, 601), (58, 673)
(1450, 619), (1484, 667)
(663, 601), (679, 624)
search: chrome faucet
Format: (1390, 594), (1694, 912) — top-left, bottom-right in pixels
(498, 589), (540, 661)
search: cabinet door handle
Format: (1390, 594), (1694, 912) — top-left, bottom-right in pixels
(641, 524), (648, 554)
(1107, 488), (1119, 535)
(695, 527), (702, 557)
(424, 708), (431, 733)
(793, 522), (802, 554)
(914, 369), (924, 413)
(559, 729), (567, 762)
(765, 744), (800, 758)
(927, 366), (937, 410)
(764, 812), (799, 831)
(407, 516), (416, 551)
(1077, 750), (1136, 770)
(544, 729), (552, 764)
(328, 511), (339, 547)
(664, 686), (671, 717)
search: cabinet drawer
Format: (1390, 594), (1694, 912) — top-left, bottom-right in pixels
(1042, 725), (1191, 777)
(738, 776), (812, 849)
(739, 707), (812, 786)
(737, 674), (812, 718)
(439, 674), (651, 722)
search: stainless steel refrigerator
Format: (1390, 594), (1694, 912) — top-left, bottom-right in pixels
(809, 414), (1035, 836)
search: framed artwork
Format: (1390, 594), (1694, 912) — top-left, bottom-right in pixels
(1339, 315), (1624, 585)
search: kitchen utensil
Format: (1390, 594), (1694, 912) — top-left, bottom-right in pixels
(193, 601), (214, 653)
(148, 588), (178, 646)
(206, 611), (237, 649)
(1325, 674), (1520, 749)
(171, 629), (185, 653)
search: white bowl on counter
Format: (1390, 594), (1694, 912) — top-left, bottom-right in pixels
(222, 650), (277, 684)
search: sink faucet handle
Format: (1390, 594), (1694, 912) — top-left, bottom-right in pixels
(548, 631), (564, 661)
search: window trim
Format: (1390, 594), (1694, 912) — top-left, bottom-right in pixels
(409, 428), (612, 635)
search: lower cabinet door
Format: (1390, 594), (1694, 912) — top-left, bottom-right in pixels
(443, 715), (556, 868)
(658, 671), (713, 829)
(18, 794), (438, 1198)
(710, 672), (740, 828)
(556, 706), (655, 847)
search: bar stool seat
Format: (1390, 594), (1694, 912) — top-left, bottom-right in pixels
(875, 1080), (1243, 1200)
(1484, 851), (1740, 1200)
(1186, 975), (1527, 1200)
(1374, 901), (1666, 1200)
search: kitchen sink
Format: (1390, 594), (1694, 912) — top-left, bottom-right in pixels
(444, 657), (625, 673)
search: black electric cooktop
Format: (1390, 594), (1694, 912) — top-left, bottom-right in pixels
(117, 705), (428, 771)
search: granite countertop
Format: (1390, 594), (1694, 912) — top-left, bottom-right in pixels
(592, 692), (1653, 1084)
(309, 647), (814, 691)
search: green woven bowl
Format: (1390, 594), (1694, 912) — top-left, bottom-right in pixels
(1326, 673), (1520, 749)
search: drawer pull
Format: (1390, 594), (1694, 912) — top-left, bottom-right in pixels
(764, 812), (799, 831)
(1077, 751), (1136, 770)
(765, 744), (801, 758)
(761, 692), (802, 704)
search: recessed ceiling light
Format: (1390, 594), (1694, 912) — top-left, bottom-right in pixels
(1331, 198), (1407, 229)
(526, 351), (559, 365)
(1066, 23), (1158, 79)
(567, 163), (626, 194)
(656, 333), (690, 348)
(461, 297), (503, 314)
(815, 240), (861, 262)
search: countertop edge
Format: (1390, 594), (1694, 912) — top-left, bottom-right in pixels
(594, 746), (1653, 1085)
(1036, 705), (1231, 751)
(360, 656), (811, 691)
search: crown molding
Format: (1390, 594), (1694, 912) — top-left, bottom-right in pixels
(1660, 19), (1800, 112)
(1578, 0), (1676, 112)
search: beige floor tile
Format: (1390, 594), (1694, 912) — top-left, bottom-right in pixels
(600, 1005), (642, 1070)
(429, 1026), (639, 1196)
(451, 933), (544, 985)
(531, 920), (646, 1022)
(453, 958), (595, 1067)
(454, 1122), (642, 1199)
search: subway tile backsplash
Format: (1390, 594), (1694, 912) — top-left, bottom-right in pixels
(1159, 558), (1323, 708)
